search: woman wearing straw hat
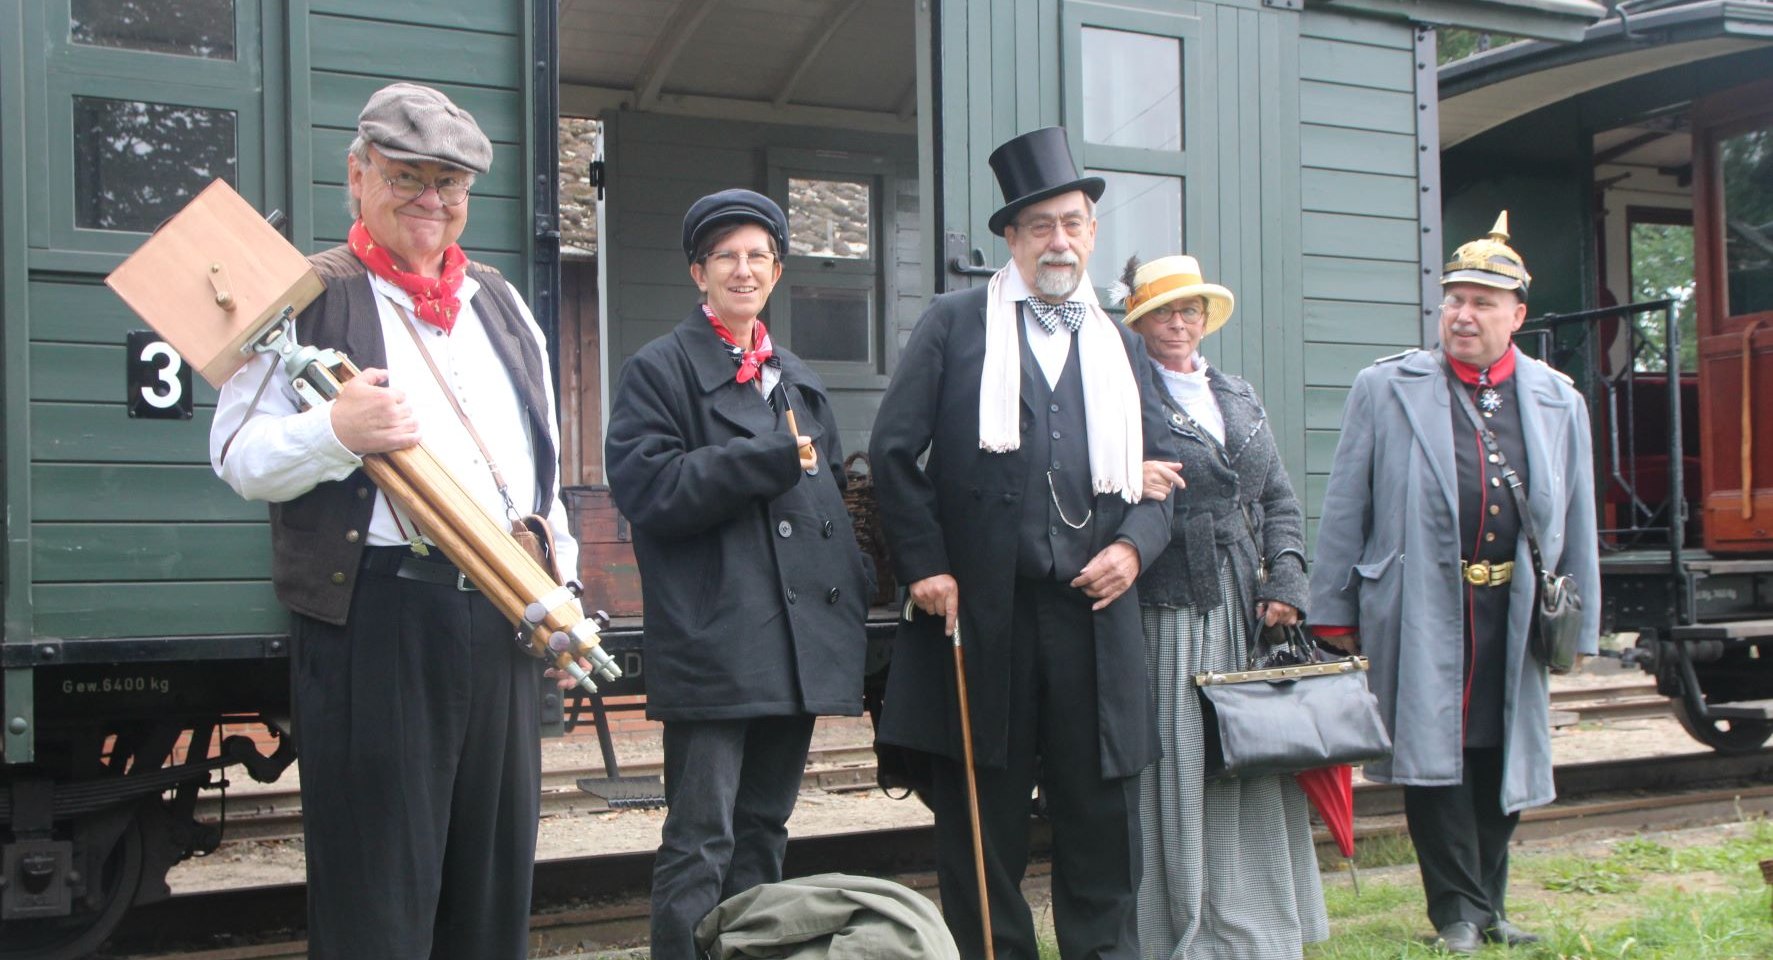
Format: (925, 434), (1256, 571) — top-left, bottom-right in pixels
(1117, 255), (1328, 958)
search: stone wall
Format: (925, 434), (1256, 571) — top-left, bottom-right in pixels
(559, 117), (598, 254)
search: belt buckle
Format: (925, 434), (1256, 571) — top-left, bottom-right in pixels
(456, 571), (478, 593)
(1464, 561), (1490, 586)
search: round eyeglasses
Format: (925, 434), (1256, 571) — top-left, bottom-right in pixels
(371, 157), (473, 206)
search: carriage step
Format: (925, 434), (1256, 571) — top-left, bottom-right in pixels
(1706, 699), (1773, 721)
(1667, 619), (1773, 641)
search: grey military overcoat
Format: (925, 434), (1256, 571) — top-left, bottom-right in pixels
(1309, 348), (1600, 814)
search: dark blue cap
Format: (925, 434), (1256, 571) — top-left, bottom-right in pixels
(682, 189), (789, 263)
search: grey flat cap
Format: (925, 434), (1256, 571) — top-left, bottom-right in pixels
(358, 83), (492, 174)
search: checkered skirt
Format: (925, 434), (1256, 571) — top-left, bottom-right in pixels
(1136, 561), (1330, 959)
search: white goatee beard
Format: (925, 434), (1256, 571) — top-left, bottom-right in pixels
(1034, 258), (1082, 300)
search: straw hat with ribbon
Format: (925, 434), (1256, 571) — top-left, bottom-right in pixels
(1112, 255), (1236, 336)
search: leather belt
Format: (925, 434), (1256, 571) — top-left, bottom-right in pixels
(1461, 559), (1513, 587)
(365, 547), (478, 592)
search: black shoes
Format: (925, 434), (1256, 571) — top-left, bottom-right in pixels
(1434, 921), (1484, 954)
(1485, 919), (1543, 946)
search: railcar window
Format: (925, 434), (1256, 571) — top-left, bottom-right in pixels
(1089, 168), (1184, 290)
(70, 0), (237, 60)
(1082, 28), (1182, 152)
(72, 96), (238, 232)
(786, 286), (871, 364)
(1721, 125), (1773, 318)
(789, 177), (871, 260)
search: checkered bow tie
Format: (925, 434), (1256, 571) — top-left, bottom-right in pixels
(1026, 298), (1088, 334)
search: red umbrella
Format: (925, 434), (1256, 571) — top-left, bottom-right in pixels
(1296, 764), (1356, 859)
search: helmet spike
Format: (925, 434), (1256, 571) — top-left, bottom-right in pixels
(1489, 211), (1510, 243)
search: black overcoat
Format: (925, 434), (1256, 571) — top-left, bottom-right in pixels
(605, 312), (869, 722)
(869, 286), (1175, 779)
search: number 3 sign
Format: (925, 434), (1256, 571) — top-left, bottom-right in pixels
(126, 330), (195, 420)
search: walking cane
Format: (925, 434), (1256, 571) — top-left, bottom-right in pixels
(905, 598), (994, 960)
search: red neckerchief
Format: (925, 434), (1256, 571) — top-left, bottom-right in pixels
(1447, 344), (1518, 387)
(348, 219), (468, 333)
(703, 304), (775, 384)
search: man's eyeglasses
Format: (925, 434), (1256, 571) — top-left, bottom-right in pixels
(370, 157), (473, 206)
(1150, 303), (1207, 325)
(703, 250), (779, 271)
(1013, 215), (1090, 240)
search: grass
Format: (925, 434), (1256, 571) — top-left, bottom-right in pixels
(1290, 821), (1773, 959)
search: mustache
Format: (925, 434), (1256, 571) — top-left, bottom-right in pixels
(1038, 253), (1079, 268)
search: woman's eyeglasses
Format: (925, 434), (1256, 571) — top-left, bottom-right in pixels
(1150, 303), (1207, 325)
(703, 250), (779, 271)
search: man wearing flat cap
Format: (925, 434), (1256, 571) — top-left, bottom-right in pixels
(209, 82), (574, 959)
(604, 188), (869, 959)
(1309, 213), (1599, 954)
(870, 127), (1176, 960)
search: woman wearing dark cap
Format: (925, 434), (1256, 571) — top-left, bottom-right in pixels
(604, 189), (870, 960)
(1117, 255), (1327, 958)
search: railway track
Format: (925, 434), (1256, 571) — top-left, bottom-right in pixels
(198, 683), (1670, 844)
(102, 742), (1773, 960)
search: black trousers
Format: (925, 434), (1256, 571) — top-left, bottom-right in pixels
(928, 579), (1141, 960)
(649, 714), (818, 960)
(1403, 747), (1519, 930)
(291, 551), (542, 960)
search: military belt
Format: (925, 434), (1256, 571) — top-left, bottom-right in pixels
(1460, 559), (1513, 588)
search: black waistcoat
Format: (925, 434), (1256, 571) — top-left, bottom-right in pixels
(1015, 312), (1096, 581)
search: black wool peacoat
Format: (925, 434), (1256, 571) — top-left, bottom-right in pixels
(869, 285), (1176, 779)
(605, 311), (869, 722)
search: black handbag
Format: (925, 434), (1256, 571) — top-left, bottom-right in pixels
(1195, 623), (1393, 779)
(1447, 360), (1584, 675)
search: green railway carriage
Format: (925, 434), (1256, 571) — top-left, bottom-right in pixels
(2, 0), (1601, 955)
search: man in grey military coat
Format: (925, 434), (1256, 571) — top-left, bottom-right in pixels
(870, 127), (1174, 960)
(1309, 213), (1600, 954)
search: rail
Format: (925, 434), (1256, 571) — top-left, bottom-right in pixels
(1519, 299), (1686, 619)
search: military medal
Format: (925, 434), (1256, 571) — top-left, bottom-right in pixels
(1478, 386), (1503, 414)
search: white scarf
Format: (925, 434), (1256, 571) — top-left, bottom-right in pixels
(978, 265), (1144, 503)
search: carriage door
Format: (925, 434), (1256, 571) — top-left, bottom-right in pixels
(931, 0), (1198, 296)
(1693, 79), (1773, 553)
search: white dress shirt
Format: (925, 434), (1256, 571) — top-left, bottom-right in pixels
(210, 271), (578, 577)
(1001, 265), (1078, 389)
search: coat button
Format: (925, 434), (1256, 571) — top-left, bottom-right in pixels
(356, 486), (370, 500)
(330, 571), (346, 585)
(1002, 493), (1015, 504)
(777, 520), (793, 538)
(827, 587), (841, 604)
(787, 588), (798, 604)
(822, 520), (835, 538)
(345, 529), (361, 543)
(1489, 504), (1501, 516)
(1050, 403), (1060, 413)
(1051, 430), (1062, 440)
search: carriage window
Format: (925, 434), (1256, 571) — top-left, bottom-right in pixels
(71, 0), (237, 60)
(1721, 124), (1773, 318)
(73, 96), (238, 232)
(788, 177), (872, 260)
(787, 286), (871, 364)
(1089, 169), (1183, 287)
(1082, 28), (1182, 151)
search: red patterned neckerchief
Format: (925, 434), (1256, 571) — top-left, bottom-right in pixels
(703, 304), (776, 384)
(1447, 344), (1518, 387)
(348, 219), (468, 333)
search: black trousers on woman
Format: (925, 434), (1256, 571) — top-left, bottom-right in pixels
(927, 579), (1142, 960)
(1403, 747), (1520, 930)
(649, 714), (818, 960)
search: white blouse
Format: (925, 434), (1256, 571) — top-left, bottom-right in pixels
(1156, 354), (1225, 445)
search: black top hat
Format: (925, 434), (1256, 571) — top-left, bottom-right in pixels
(682, 189), (790, 263)
(987, 127), (1106, 236)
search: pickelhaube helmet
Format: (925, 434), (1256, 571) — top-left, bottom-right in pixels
(1442, 211), (1531, 296)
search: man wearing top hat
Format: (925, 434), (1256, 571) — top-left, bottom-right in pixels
(1308, 214), (1600, 953)
(209, 83), (574, 959)
(870, 127), (1177, 960)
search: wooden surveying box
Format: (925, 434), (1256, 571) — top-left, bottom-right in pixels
(106, 179), (324, 387)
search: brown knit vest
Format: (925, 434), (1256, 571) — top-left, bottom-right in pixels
(268, 246), (557, 625)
